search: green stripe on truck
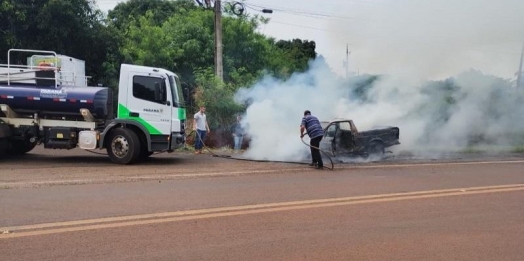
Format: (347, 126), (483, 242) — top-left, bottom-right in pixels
(117, 104), (162, 135)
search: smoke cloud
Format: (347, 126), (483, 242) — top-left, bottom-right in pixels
(235, 60), (524, 161)
(234, 0), (524, 161)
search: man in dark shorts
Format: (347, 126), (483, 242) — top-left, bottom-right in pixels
(300, 110), (324, 169)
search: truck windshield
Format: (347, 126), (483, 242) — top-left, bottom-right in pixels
(168, 74), (185, 108)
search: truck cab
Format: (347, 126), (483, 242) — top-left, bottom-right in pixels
(320, 119), (359, 156)
(114, 64), (186, 152)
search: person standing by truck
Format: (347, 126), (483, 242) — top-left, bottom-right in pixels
(300, 110), (324, 169)
(230, 115), (245, 152)
(193, 106), (210, 154)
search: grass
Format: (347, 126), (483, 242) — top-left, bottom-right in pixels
(394, 144), (524, 155)
(176, 144), (244, 154)
(512, 146), (524, 153)
(459, 147), (484, 154)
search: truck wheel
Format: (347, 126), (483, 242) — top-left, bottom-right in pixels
(368, 142), (385, 159)
(106, 128), (141, 164)
(10, 140), (37, 155)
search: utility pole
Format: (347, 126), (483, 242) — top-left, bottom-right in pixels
(343, 43), (351, 79)
(214, 0), (223, 80)
(345, 44), (350, 79)
(517, 40), (524, 90)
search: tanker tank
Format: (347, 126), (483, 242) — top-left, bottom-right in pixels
(0, 83), (113, 120)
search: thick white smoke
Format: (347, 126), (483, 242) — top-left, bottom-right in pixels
(235, 59), (345, 161)
(234, 0), (524, 161)
(234, 58), (417, 161)
(235, 60), (524, 161)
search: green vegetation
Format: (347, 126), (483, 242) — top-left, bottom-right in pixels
(512, 146), (524, 153)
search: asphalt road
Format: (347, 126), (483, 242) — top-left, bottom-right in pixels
(1, 147), (523, 261)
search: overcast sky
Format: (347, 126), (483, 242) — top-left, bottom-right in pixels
(96, 0), (524, 80)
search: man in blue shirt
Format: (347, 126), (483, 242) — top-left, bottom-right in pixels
(230, 115), (245, 151)
(300, 110), (324, 169)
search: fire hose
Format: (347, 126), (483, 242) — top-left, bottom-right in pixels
(300, 135), (334, 170)
(190, 130), (334, 170)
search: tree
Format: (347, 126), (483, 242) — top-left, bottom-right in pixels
(221, 15), (272, 85)
(107, 0), (196, 30)
(0, 0), (22, 54)
(120, 11), (175, 68)
(274, 39), (317, 73)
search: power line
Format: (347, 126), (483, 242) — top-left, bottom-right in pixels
(244, 5), (339, 21)
(268, 20), (347, 34)
(245, 3), (362, 21)
(245, 0), (524, 27)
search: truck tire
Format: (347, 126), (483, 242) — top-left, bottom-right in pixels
(106, 128), (141, 164)
(10, 140), (37, 155)
(368, 142), (385, 159)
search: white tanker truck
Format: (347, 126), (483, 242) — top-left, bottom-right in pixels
(0, 49), (187, 164)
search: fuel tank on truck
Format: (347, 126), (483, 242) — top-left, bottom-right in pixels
(0, 83), (113, 120)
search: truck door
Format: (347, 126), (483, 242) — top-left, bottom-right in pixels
(322, 123), (338, 155)
(337, 121), (353, 154)
(127, 73), (172, 140)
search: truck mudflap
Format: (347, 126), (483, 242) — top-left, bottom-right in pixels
(0, 120), (10, 156)
(0, 119), (10, 138)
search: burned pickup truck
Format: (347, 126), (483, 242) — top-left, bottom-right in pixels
(319, 119), (400, 159)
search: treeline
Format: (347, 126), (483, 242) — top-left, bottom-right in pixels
(0, 0), (317, 128)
